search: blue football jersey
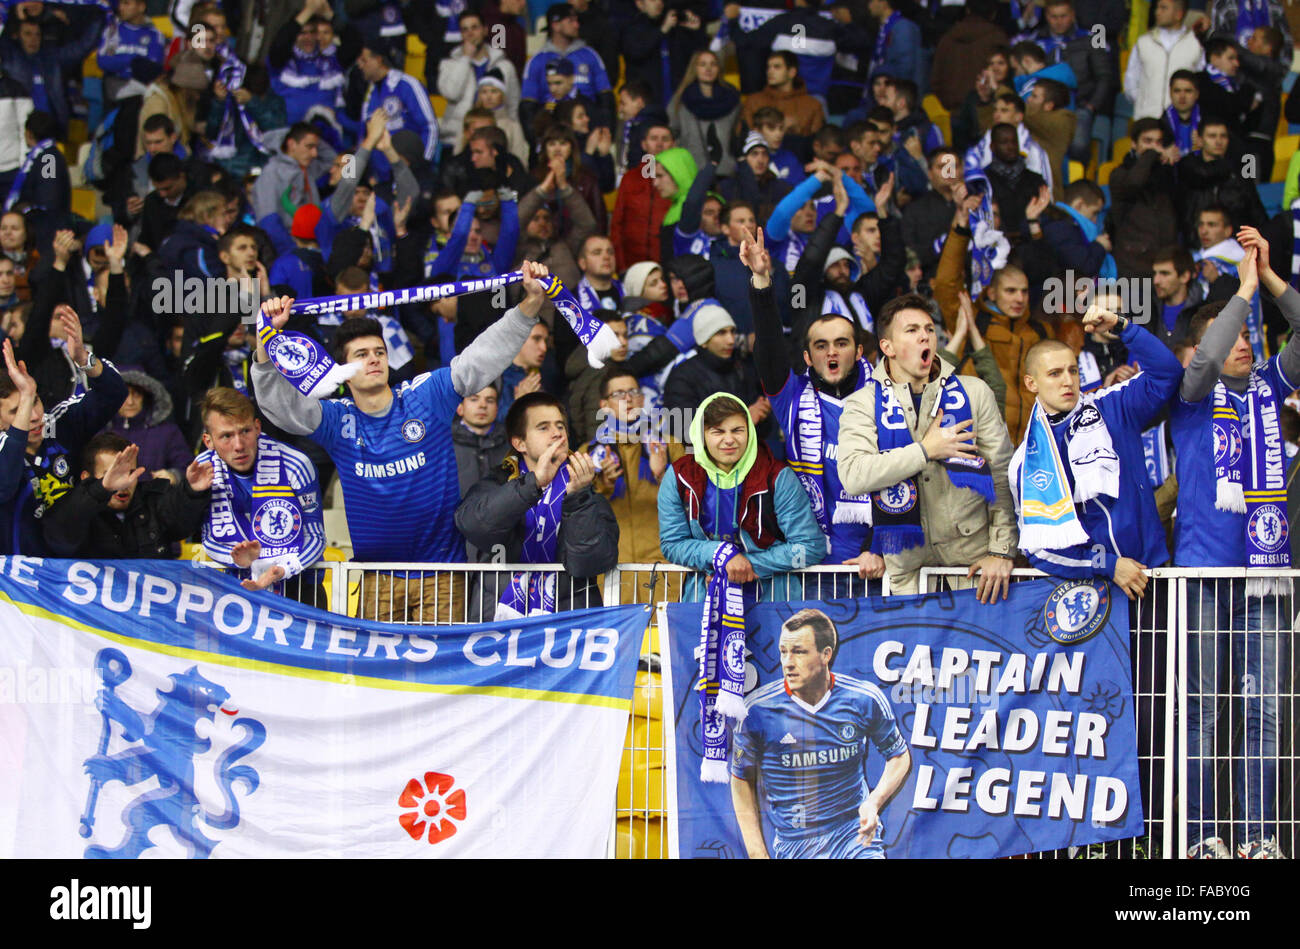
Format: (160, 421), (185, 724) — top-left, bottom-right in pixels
(731, 673), (907, 838)
(312, 370), (466, 562)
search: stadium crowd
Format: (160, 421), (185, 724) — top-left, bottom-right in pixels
(0, 0), (1295, 857)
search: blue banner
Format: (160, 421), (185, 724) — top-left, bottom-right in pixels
(0, 558), (652, 858)
(664, 579), (1144, 858)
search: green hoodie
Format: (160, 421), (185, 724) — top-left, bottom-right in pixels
(655, 146), (698, 228)
(689, 392), (758, 490)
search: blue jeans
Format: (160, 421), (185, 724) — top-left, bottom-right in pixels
(1068, 106), (1095, 163)
(1185, 579), (1292, 847)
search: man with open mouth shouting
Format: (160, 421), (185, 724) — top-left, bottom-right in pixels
(837, 292), (1018, 599)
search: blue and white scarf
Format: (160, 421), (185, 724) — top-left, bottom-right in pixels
(1054, 202), (1117, 279)
(698, 541), (746, 783)
(4, 138), (54, 211)
(856, 374), (995, 553)
(209, 434), (308, 580)
(288, 271), (622, 367)
(1009, 399), (1120, 551)
(1206, 63), (1238, 92)
(786, 361), (873, 544)
(592, 416), (659, 499)
(1040, 25), (1088, 61)
(1165, 104), (1199, 153)
(965, 171), (1008, 298)
(1235, 0), (1272, 46)
(577, 275), (622, 314)
(210, 50), (270, 161)
(1213, 374), (1291, 567)
(1142, 421), (1171, 488)
(495, 457), (570, 619)
(869, 11), (900, 77)
(823, 288), (873, 332)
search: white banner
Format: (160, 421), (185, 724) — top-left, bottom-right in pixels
(0, 558), (649, 858)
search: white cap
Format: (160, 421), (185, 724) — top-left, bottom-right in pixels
(692, 304), (736, 347)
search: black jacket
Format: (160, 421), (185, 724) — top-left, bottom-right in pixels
(454, 459), (620, 621)
(663, 347), (766, 442)
(1108, 149), (1179, 277)
(1176, 149), (1267, 243)
(43, 475), (211, 558)
(902, 189), (956, 277)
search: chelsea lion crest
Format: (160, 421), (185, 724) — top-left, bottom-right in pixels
(875, 479), (917, 515)
(253, 499), (301, 546)
(266, 335), (314, 379)
(1044, 580), (1110, 645)
(1248, 504), (1287, 553)
(401, 418), (426, 443)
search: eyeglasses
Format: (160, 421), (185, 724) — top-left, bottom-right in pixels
(606, 389), (642, 402)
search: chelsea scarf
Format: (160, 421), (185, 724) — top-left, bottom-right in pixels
(1212, 375), (1291, 568)
(786, 360), (874, 543)
(698, 541), (746, 783)
(1009, 399), (1120, 551)
(210, 50), (270, 161)
(856, 374), (996, 554)
(1165, 104), (1199, 153)
(495, 458), (570, 619)
(209, 435), (309, 581)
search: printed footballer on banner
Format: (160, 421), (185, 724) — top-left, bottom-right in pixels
(663, 579), (1145, 859)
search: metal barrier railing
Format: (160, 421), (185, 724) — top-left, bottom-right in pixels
(207, 559), (1298, 859)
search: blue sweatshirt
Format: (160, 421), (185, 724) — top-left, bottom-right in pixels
(97, 18), (166, 79)
(1019, 322), (1183, 579)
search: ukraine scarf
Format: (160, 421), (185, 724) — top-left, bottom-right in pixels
(1212, 373), (1291, 568)
(494, 457), (570, 619)
(698, 541), (746, 783)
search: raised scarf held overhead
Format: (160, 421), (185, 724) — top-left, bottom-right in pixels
(495, 459), (570, 620)
(698, 541), (747, 783)
(1009, 400), (1120, 551)
(261, 271), (623, 397)
(1212, 375), (1291, 568)
(848, 374), (996, 554)
(209, 51), (270, 161)
(786, 360), (873, 543)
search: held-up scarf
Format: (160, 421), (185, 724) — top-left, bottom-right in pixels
(209, 434), (307, 580)
(786, 361), (873, 544)
(256, 309), (358, 399)
(4, 139), (54, 211)
(495, 458), (570, 619)
(592, 416), (658, 499)
(850, 374), (995, 554)
(1235, 0), (1272, 46)
(1009, 399), (1120, 551)
(287, 271), (621, 366)
(209, 50), (270, 161)
(1165, 104), (1199, 153)
(1212, 374), (1291, 568)
(698, 541), (746, 783)
(823, 288), (873, 331)
(869, 11), (900, 76)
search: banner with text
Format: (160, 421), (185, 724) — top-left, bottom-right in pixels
(663, 579), (1144, 858)
(0, 558), (648, 858)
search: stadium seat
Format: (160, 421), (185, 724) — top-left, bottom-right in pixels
(152, 15), (174, 38)
(1273, 135), (1298, 182)
(430, 94), (447, 117)
(922, 94), (952, 147)
(614, 817), (665, 858)
(1113, 93), (1134, 125)
(604, 190), (616, 214)
(1100, 184), (1110, 205)
(67, 119), (89, 150)
(1285, 71), (1298, 94)
(1111, 136), (1132, 163)
(1097, 160), (1120, 185)
(72, 188), (98, 220)
(1258, 181), (1284, 216)
(1068, 159), (1085, 183)
(83, 53), (102, 79)
(407, 33), (426, 56)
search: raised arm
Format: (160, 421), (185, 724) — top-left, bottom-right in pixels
(251, 296), (324, 436)
(1179, 250), (1257, 404)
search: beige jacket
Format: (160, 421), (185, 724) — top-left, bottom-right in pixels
(838, 356), (1018, 593)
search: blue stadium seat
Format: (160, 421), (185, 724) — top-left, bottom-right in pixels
(1258, 181), (1284, 217)
(1090, 113), (1113, 164)
(1100, 185), (1110, 206)
(1284, 71), (1297, 94)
